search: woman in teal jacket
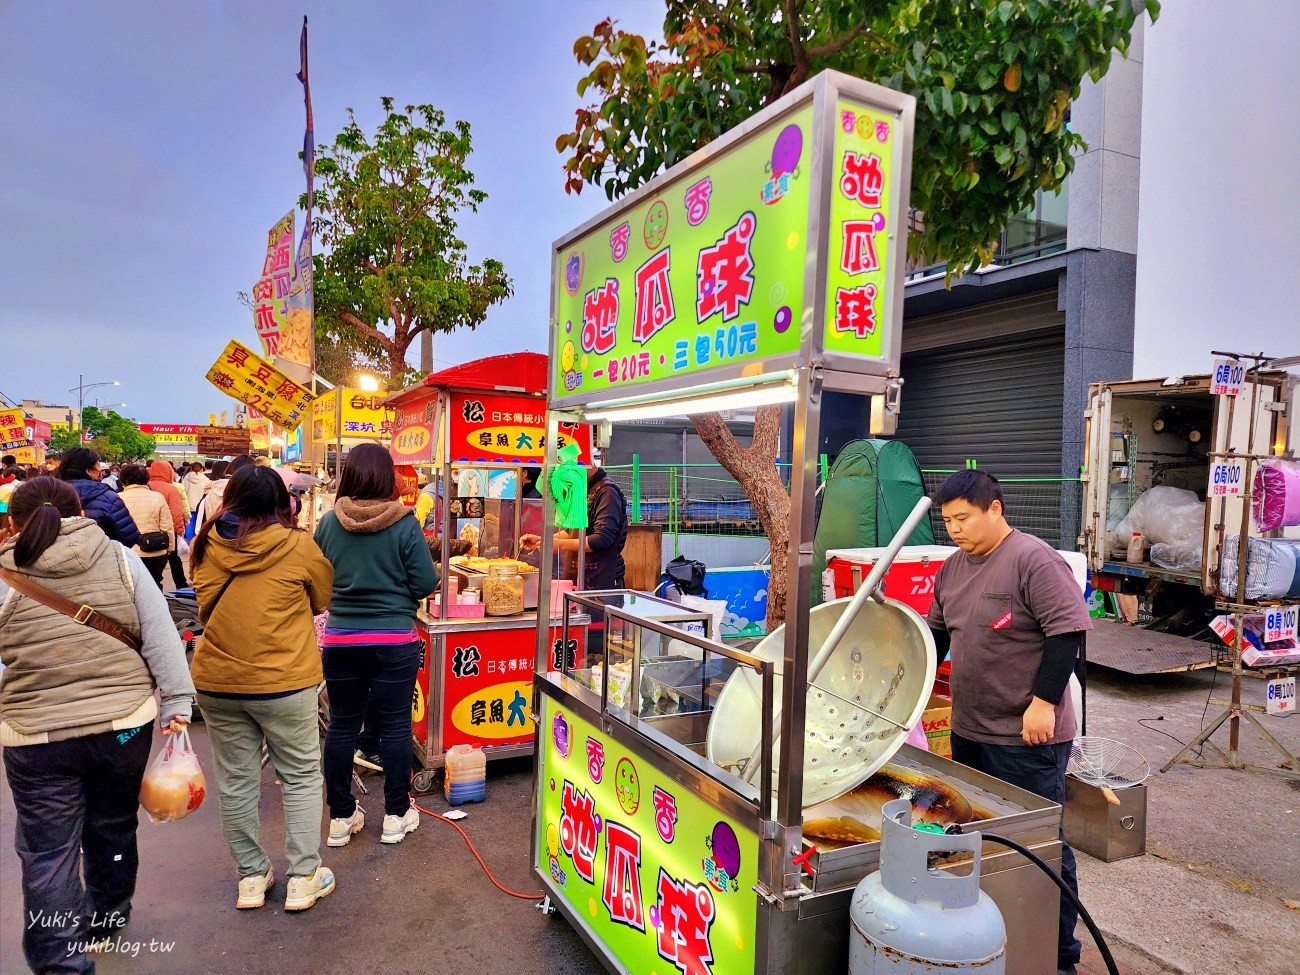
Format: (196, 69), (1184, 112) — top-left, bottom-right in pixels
(314, 444), (437, 847)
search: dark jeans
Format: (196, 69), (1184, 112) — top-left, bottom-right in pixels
(322, 641), (421, 817)
(141, 555), (167, 589)
(4, 724), (152, 975)
(951, 732), (1081, 968)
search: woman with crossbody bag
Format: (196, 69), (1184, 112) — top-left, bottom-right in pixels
(0, 477), (195, 975)
(118, 464), (174, 588)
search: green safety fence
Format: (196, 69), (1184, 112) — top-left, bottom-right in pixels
(606, 456), (1083, 551)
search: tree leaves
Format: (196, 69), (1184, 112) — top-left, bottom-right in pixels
(555, 0), (1152, 279)
(309, 99), (513, 380)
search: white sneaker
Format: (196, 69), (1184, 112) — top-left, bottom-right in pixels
(236, 866), (275, 909)
(380, 806), (419, 844)
(327, 805), (365, 847)
(284, 866), (335, 911)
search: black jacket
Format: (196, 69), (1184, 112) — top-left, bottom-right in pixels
(584, 468), (628, 589)
(64, 475), (140, 549)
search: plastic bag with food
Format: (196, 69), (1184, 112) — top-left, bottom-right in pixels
(139, 728), (207, 823)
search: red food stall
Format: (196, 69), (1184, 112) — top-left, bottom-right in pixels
(387, 353), (594, 791)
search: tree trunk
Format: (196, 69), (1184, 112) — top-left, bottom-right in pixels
(691, 405), (791, 632)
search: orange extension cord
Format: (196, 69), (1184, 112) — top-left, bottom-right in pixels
(411, 798), (544, 901)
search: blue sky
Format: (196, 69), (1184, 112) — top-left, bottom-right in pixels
(0, 0), (665, 423)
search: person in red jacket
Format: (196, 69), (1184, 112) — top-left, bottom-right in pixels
(148, 461), (188, 588)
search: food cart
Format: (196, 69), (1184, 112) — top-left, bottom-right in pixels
(530, 70), (1066, 974)
(386, 354), (597, 788)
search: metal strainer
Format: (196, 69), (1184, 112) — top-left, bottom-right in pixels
(1067, 736), (1150, 805)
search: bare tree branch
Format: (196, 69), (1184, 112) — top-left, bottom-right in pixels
(806, 23), (869, 59)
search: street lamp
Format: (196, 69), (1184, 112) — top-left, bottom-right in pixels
(68, 376), (121, 430)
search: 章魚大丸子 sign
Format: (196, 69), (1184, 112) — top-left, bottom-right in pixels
(448, 392), (591, 464)
(205, 339), (313, 432)
(536, 694), (758, 975)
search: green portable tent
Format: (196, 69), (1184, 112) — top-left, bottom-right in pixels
(811, 439), (934, 605)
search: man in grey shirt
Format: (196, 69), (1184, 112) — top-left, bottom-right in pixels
(926, 470), (1090, 975)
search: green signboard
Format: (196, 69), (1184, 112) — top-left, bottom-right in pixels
(823, 99), (900, 360)
(536, 693), (759, 975)
(553, 104), (815, 404)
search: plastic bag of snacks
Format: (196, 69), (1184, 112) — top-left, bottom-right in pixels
(139, 728), (207, 823)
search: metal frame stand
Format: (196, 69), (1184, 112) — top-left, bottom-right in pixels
(1162, 351), (1299, 781)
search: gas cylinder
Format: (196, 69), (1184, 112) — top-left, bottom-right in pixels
(849, 798), (1006, 974)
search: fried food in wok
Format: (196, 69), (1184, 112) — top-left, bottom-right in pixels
(803, 765), (976, 844)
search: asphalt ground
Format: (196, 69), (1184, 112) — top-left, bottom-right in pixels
(1, 652), (1296, 974)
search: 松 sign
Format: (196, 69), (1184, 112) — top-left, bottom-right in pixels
(549, 71), (915, 409)
(1208, 458), (1246, 497)
(1211, 358), (1245, 397)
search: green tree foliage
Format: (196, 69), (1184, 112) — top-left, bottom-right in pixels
(47, 426), (82, 456)
(558, 0), (1156, 277)
(308, 98), (514, 382)
(78, 407), (157, 462)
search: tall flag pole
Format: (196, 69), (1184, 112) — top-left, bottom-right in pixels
(297, 15), (317, 388)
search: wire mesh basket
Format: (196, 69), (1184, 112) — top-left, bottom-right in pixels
(1068, 736), (1150, 791)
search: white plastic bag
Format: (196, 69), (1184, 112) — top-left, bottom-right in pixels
(1109, 486), (1204, 556)
(139, 728), (206, 823)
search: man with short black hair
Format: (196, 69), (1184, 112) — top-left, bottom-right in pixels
(927, 469), (1089, 975)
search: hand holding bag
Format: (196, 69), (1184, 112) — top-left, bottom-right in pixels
(139, 728), (206, 823)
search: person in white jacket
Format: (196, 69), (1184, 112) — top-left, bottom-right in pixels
(194, 455), (254, 538)
(181, 463), (210, 539)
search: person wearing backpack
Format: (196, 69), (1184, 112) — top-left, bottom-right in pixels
(0, 477), (194, 975)
(190, 466), (336, 913)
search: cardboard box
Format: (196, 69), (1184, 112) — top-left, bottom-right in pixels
(920, 693), (952, 758)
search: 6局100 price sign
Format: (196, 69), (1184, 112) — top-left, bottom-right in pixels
(1208, 459), (1246, 497)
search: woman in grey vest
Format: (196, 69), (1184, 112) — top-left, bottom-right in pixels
(0, 477), (195, 975)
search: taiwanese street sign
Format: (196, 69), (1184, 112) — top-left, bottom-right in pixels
(448, 392), (591, 464)
(548, 71), (915, 409)
(0, 408), (31, 452)
(205, 339), (313, 432)
(196, 426), (252, 456)
(310, 388), (394, 444)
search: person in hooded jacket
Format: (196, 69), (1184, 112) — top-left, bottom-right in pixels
(56, 447), (139, 550)
(147, 460), (188, 588)
(0, 477), (194, 975)
(190, 466), (336, 914)
(314, 444), (438, 848)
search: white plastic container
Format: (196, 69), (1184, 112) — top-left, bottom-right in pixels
(444, 744), (487, 805)
(1127, 532), (1144, 564)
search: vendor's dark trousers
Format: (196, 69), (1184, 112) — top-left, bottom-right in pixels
(950, 733), (1082, 969)
(3, 724), (151, 975)
(322, 641), (421, 818)
(141, 554), (167, 589)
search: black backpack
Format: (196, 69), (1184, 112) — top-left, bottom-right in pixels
(662, 555), (708, 597)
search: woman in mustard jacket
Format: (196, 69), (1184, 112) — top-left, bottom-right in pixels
(191, 466), (335, 913)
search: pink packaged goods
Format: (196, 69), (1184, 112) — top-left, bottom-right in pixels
(1253, 459), (1300, 532)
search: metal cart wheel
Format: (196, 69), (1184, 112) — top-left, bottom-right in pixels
(412, 769), (437, 794)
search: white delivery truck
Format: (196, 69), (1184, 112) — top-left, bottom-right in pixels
(1081, 364), (1298, 634)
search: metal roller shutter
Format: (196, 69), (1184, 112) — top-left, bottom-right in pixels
(893, 291), (1067, 543)
(894, 329), (1065, 477)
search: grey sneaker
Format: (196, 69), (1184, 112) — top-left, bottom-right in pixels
(380, 806), (419, 844)
(284, 867), (335, 911)
(236, 866), (275, 909)
(327, 805), (364, 847)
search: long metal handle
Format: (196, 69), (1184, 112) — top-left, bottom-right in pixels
(807, 496), (933, 683)
(740, 496), (933, 785)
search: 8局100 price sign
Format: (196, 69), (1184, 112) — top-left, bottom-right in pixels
(1263, 605), (1299, 643)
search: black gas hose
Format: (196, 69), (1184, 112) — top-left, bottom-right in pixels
(944, 825), (1120, 975)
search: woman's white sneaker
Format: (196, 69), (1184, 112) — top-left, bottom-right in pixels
(327, 806), (364, 847)
(284, 867), (335, 911)
(236, 866), (275, 909)
(380, 807), (419, 844)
